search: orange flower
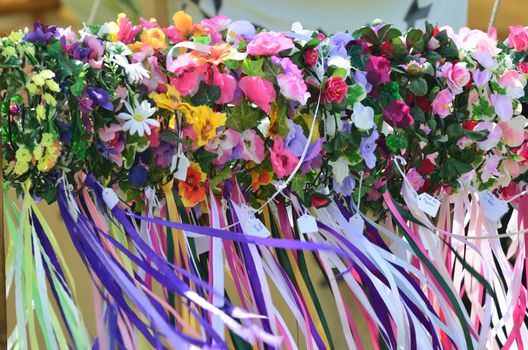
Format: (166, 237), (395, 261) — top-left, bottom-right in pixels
(250, 169), (272, 192)
(193, 43), (236, 66)
(173, 11), (193, 39)
(140, 28), (167, 51)
(178, 163), (206, 207)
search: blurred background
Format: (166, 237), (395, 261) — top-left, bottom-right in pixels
(1, 0), (526, 349)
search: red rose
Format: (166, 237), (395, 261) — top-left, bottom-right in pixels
(317, 33), (326, 42)
(462, 120), (478, 130)
(416, 95), (431, 113)
(303, 48), (318, 67)
(324, 76), (347, 104)
(418, 158), (434, 175)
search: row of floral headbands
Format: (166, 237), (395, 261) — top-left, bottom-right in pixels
(1, 11), (528, 350)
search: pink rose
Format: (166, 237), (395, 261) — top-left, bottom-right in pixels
(508, 25), (528, 52)
(365, 56), (391, 86)
(324, 76), (347, 104)
(238, 76), (276, 113)
(270, 137), (299, 178)
(431, 88), (453, 118)
(441, 62), (470, 95)
(499, 115), (527, 147)
(304, 48), (318, 66)
(247, 32), (294, 56)
(276, 73), (310, 105)
(519, 62), (528, 74)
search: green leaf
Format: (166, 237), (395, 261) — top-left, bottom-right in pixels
(463, 129), (489, 141)
(291, 174), (307, 202)
(194, 148), (217, 172)
(471, 98), (495, 119)
(409, 78), (428, 96)
(226, 100), (261, 131)
(347, 84), (367, 105)
(386, 134), (408, 152)
(452, 159), (473, 175)
(241, 58), (266, 77)
(40, 186), (58, 204)
(192, 35), (211, 45)
(354, 27), (378, 44)
(406, 29), (422, 48)
(190, 81), (221, 106)
(71, 79), (85, 97)
(211, 167), (232, 188)
(122, 145), (137, 169)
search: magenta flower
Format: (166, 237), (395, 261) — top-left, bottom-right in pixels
(270, 137), (299, 178)
(431, 89), (452, 118)
(118, 16), (141, 44)
(383, 100), (414, 128)
(238, 76), (276, 113)
(365, 56), (391, 86)
(508, 25), (528, 52)
(247, 32), (294, 56)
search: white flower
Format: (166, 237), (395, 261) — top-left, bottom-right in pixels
(112, 55), (149, 84)
(352, 102), (375, 130)
(329, 156), (350, 184)
(328, 55), (351, 76)
(118, 99), (159, 137)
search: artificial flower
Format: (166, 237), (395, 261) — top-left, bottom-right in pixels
(406, 168), (425, 191)
(205, 129), (241, 165)
(178, 162), (206, 207)
(86, 87), (114, 111)
(113, 55), (150, 84)
(184, 106), (227, 147)
(508, 25), (528, 52)
(329, 156), (350, 184)
(140, 28), (167, 50)
(360, 128), (379, 169)
(239, 76), (276, 113)
(270, 137), (299, 178)
(365, 56), (391, 86)
(481, 154), (502, 182)
(117, 99), (159, 137)
(474, 121), (502, 151)
(334, 175), (355, 196)
(247, 31), (294, 56)
(351, 102), (375, 130)
(499, 115), (527, 147)
(431, 89), (453, 118)
(324, 76), (347, 104)
(234, 129), (265, 164)
(284, 120), (308, 157)
(383, 100), (413, 128)
(250, 170), (272, 191)
(441, 62), (470, 95)
(129, 165), (148, 186)
(303, 48), (318, 66)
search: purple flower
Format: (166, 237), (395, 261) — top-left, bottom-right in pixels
(284, 120), (308, 157)
(129, 165), (148, 187)
(154, 143), (175, 167)
(360, 128), (379, 169)
(334, 175), (356, 196)
(329, 32), (353, 58)
(86, 87), (114, 111)
(353, 70), (372, 93)
(23, 22), (55, 43)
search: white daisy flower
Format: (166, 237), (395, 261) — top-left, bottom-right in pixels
(112, 55), (150, 84)
(118, 99), (159, 137)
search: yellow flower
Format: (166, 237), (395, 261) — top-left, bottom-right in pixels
(26, 83), (37, 96)
(8, 31), (23, 43)
(140, 28), (167, 51)
(173, 11), (193, 38)
(149, 84), (184, 111)
(32, 70), (54, 87)
(15, 146), (31, 162)
(300, 114), (320, 142)
(2, 46), (16, 57)
(45, 79), (60, 92)
(14, 161), (29, 175)
(42, 93), (57, 107)
(33, 144), (44, 161)
(36, 105), (46, 122)
(178, 162), (206, 208)
(36, 142), (61, 173)
(41, 133), (55, 148)
(186, 106), (226, 147)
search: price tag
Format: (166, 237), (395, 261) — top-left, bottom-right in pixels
(479, 190), (509, 222)
(297, 214), (318, 234)
(172, 153), (190, 181)
(349, 213), (365, 235)
(417, 193), (441, 217)
(102, 187), (119, 209)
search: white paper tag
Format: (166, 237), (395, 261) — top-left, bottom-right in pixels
(479, 190), (509, 222)
(242, 218), (271, 237)
(102, 187), (119, 209)
(417, 193), (441, 217)
(194, 236), (210, 255)
(297, 214), (318, 234)
(349, 213), (365, 235)
(172, 154), (190, 181)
